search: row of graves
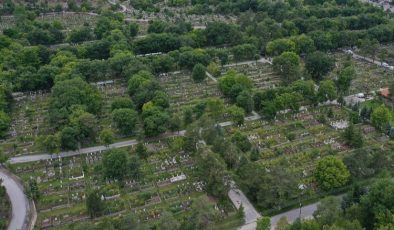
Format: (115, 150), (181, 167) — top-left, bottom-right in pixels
(14, 138), (236, 229)
(158, 71), (222, 113)
(1, 91), (51, 156)
(124, 2), (236, 27)
(225, 105), (390, 181)
(0, 12), (98, 33)
(36, 12), (98, 31)
(331, 53), (394, 95)
(221, 61), (282, 91)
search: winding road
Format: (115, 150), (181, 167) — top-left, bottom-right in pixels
(0, 167), (33, 230)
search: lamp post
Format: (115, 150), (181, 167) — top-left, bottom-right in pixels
(298, 183), (306, 220)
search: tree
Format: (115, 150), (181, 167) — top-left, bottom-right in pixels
(207, 62), (221, 77)
(272, 52), (301, 83)
(337, 66), (355, 93)
(135, 142), (149, 160)
(102, 149), (128, 181)
(232, 44), (258, 62)
(38, 134), (61, 153)
(195, 149), (228, 198)
(183, 109), (194, 126)
(359, 179), (394, 229)
(313, 196), (342, 226)
(256, 217), (271, 230)
(100, 129), (114, 147)
(142, 106), (169, 137)
(228, 105), (245, 125)
(359, 39), (379, 62)
(67, 26), (93, 43)
(378, 48), (389, 65)
(128, 155), (142, 180)
(218, 70), (253, 101)
(371, 105), (392, 131)
(187, 196), (218, 229)
(232, 131), (252, 152)
(266, 39), (296, 56)
(317, 80), (337, 102)
(111, 97), (134, 111)
(27, 179), (41, 201)
(86, 189), (104, 218)
(342, 124), (363, 148)
(0, 150), (8, 165)
(236, 90), (254, 114)
(305, 51), (335, 81)
(125, 22), (139, 37)
(61, 126), (79, 150)
(157, 211), (180, 230)
(49, 77), (102, 129)
(0, 111), (10, 138)
(112, 108), (138, 135)
(192, 63), (207, 83)
(315, 156), (350, 191)
(291, 34), (316, 54)
(71, 112), (98, 142)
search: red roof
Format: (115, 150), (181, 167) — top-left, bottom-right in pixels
(381, 88), (391, 98)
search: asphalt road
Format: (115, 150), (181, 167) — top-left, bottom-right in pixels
(228, 188), (261, 225)
(270, 202), (318, 229)
(9, 114), (261, 164)
(0, 167), (30, 230)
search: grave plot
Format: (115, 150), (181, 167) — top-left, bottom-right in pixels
(221, 62), (282, 91)
(1, 91), (51, 156)
(36, 12), (98, 30)
(225, 105), (391, 182)
(0, 12), (98, 33)
(12, 137), (238, 229)
(92, 80), (128, 131)
(330, 53), (394, 94)
(123, 2), (236, 27)
(1, 80), (128, 157)
(158, 71), (223, 113)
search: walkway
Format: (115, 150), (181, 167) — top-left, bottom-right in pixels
(0, 167), (33, 230)
(223, 57), (272, 68)
(9, 114), (262, 164)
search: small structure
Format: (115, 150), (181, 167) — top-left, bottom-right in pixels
(170, 174), (186, 183)
(379, 87), (394, 108)
(330, 120), (349, 130)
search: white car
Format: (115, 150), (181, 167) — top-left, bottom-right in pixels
(382, 62), (389, 67)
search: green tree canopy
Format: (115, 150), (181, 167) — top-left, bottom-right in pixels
(315, 156), (350, 191)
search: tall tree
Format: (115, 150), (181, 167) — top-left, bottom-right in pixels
(315, 156), (350, 191)
(305, 51), (335, 81)
(272, 52), (301, 83)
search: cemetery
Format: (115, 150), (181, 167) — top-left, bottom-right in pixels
(1, 0), (394, 229)
(330, 53), (394, 95)
(221, 62), (281, 91)
(10, 137), (239, 229)
(0, 12), (98, 33)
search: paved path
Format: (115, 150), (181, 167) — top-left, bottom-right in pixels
(223, 57), (272, 68)
(0, 167), (31, 230)
(270, 202), (318, 229)
(9, 114), (262, 164)
(206, 71), (217, 82)
(108, 0), (130, 13)
(228, 187), (261, 226)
